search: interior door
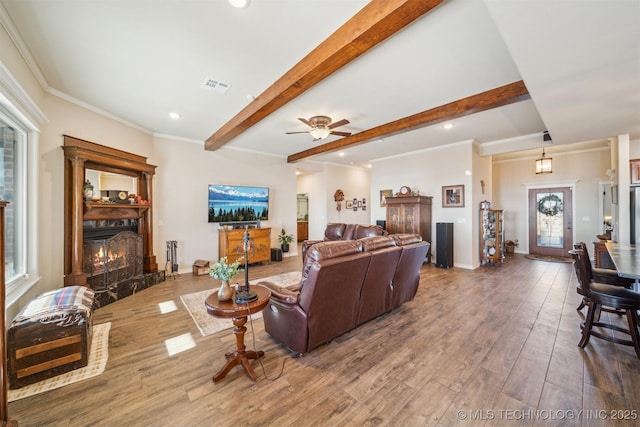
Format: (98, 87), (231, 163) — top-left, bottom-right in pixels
(528, 187), (573, 256)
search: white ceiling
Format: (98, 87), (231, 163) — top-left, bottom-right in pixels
(1, 0), (638, 168)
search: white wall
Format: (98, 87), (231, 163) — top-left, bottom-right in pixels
(152, 136), (298, 272)
(370, 141), (476, 268)
(493, 146), (612, 255)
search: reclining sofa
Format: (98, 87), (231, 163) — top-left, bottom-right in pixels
(259, 234), (429, 354)
(300, 223), (387, 261)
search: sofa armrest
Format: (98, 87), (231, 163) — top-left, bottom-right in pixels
(258, 281), (300, 304)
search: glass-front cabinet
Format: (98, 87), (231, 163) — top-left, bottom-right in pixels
(480, 206), (504, 265)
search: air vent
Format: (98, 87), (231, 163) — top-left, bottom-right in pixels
(201, 78), (231, 94)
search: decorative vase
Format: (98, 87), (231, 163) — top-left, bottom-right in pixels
(217, 280), (234, 301)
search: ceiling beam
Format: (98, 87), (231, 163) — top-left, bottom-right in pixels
(204, 0), (444, 151)
(287, 80), (531, 163)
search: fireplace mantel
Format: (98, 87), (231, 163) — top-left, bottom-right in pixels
(63, 135), (158, 287)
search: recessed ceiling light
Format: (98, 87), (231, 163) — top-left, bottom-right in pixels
(338, 152), (345, 157)
(443, 123), (453, 129)
(228, 0), (249, 8)
(169, 112), (181, 119)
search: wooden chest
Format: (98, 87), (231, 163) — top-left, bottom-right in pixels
(7, 286), (94, 389)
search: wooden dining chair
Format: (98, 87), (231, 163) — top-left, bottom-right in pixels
(573, 242), (634, 312)
(569, 249), (640, 359)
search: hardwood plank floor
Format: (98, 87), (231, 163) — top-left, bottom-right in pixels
(8, 249), (640, 426)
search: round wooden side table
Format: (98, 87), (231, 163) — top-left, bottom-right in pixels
(204, 285), (271, 382)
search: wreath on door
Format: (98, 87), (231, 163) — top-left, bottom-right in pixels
(538, 194), (563, 217)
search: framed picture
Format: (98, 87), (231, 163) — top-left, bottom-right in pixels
(358, 201), (362, 207)
(353, 206), (358, 212)
(346, 200), (353, 209)
(380, 189), (392, 207)
(442, 185), (465, 208)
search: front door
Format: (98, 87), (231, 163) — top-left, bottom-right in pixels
(528, 187), (573, 257)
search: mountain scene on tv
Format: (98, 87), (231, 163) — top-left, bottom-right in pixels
(208, 185), (269, 222)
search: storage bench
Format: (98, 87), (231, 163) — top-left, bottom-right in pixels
(7, 286), (95, 389)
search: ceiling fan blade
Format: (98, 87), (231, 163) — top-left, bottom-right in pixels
(328, 119), (349, 129)
(298, 117), (312, 127)
(330, 131), (351, 137)
(286, 131), (310, 135)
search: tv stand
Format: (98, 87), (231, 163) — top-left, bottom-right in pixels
(218, 227), (271, 264)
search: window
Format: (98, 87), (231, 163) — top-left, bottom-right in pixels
(0, 108), (26, 290)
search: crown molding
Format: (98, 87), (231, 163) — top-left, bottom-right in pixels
(0, 2), (49, 91)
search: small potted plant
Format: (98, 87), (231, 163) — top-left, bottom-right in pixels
(505, 239), (519, 254)
(278, 228), (295, 253)
(209, 256), (244, 301)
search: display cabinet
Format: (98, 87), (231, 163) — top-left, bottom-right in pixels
(480, 208), (504, 265)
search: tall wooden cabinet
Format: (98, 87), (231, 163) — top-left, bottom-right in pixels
(385, 196), (432, 262)
(218, 227), (271, 264)
(480, 208), (504, 265)
(631, 159), (640, 184)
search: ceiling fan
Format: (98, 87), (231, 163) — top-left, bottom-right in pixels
(286, 116), (351, 141)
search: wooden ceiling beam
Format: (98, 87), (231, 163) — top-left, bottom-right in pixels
(204, 0), (444, 151)
(287, 81), (531, 163)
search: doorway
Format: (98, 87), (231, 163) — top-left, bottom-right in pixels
(528, 187), (573, 256)
(297, 193), (309, 241)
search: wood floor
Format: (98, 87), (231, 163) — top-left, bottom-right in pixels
(8, 249), (640, 426)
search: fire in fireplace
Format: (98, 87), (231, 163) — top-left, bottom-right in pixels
(82, 224), (143, 306)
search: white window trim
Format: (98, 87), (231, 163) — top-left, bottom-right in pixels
(0, 60), (46, 307)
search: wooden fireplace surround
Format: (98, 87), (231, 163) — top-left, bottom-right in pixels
(63, 135), (158, 286)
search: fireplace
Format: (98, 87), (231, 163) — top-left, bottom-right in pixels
(63, 135), (164, 307)
(82, 224), (144, 307)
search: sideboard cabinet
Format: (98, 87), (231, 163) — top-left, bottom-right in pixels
(385, 196), (432, 262)
(218, 227), (271, 264)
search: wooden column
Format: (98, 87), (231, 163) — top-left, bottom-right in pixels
(65, 157), (87, 285)
(0, 201), (9, 422)
(140, 172), (157, 272)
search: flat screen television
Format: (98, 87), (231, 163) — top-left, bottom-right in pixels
(208, 185), (269, 223)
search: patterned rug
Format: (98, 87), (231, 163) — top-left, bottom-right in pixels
(180, 271), (301, 336)
(525, 254), (573, 263)
(8, 322), (111, 402)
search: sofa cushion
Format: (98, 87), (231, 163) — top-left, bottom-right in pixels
(354, 224), (385, 239)
(324, 223), (347, 240)
(359, 235), (396, 251)
(300, 240), (363, 289)
(391, 233), (423, 245)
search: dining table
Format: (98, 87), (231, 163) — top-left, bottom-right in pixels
(605, 241), (640, 291)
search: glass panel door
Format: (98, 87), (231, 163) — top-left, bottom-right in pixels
(529, 187), (573, 257)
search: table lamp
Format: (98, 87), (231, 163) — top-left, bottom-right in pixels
(235, 226), (258, 303)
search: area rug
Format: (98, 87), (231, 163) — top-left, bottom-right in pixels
(525, 254), (573, 263)
(8, 322), (111, 402)
(180, 271), (302, 336)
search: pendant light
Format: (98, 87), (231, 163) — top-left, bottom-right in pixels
(536, 131), (553, 174)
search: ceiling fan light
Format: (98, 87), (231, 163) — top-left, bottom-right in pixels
(309, 127), (331, 140)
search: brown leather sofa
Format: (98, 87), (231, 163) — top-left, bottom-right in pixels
(259, 234), (429, 354)
(300, 223), (387, 261)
